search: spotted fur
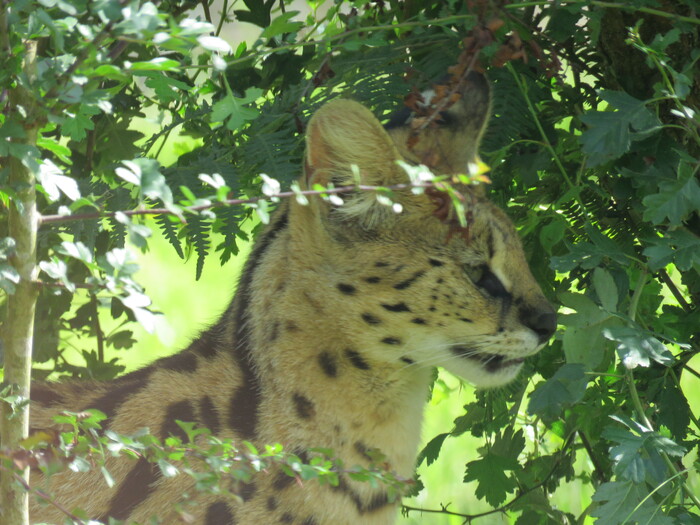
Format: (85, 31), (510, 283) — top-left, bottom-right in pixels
(28, 73), (556, 524)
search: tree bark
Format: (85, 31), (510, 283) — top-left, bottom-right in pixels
(0, 35), (39, 525)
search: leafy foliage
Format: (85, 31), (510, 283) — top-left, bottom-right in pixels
(1, 0), (700, 524)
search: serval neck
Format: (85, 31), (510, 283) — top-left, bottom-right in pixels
(220, 201), (432, 477)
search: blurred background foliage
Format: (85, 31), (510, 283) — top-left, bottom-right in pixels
(2, 0), (700, 523)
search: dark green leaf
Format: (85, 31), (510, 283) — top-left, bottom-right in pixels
(602, 326), (674, 368)
(464, 452), (518, 507)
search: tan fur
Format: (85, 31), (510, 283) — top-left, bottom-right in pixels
(24, 75), (556, 524)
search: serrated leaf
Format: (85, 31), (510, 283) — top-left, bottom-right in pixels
(211, 87), (263, 131)
(464, 452), (518, 507)
(644, 230), (700, 271)
(416, 433), (448, 467)
(603, 326), (674, 368)
(528, 364), (588, 420)
(591, 481), (673, 525)
(603, 426), (647, 482)
(642, 165), (700, 226)
(580, 90), (661, 167)
(261, 12), (303, 38)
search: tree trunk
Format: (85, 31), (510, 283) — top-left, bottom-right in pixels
(0, 37), (40, 525)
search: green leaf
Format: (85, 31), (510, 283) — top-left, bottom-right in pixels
(591, 481), (674, 525)
(656, 382), (691, 442)
(602, 326), (674, 368)
(528, 364), (588, 420)
(128, 57), (181, 72)
(558, 292), (615, 368)
(61, 104), (99, 141)
(416, 433), (448, 467)
(580, 90), (661, 166)
(233, 0), (275, 27)
(464, 452), (518, 507)
(37, 159), (80, 202)
(211, 87), (263, 131)
(539, 218), (567, 253)
(115, 159), (175, 211)
(157, 459), (179, 477)
(603, 426), (647, 483)
(644, 229), (700, 271)
(261, 12), (303, 39)
(642, 163), (700, 226)
(593, 267), (618, 311)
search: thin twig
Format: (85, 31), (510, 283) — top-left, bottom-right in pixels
(402, 431), (577, 523)
(38, 181), (438, 226)
(0, 464), (86, 525)
(658, 269), (692, 313)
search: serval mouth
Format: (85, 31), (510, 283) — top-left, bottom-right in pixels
(451, 345), (526, 373)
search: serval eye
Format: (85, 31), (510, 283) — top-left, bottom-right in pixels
(466, 264), (510, 299)
(463, 263), (485, 284)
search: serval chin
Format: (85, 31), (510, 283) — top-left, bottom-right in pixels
(27, 72), (556, 525)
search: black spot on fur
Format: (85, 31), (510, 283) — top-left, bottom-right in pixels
(286, 320), (299, 332)
(337, 283), (356, 295)
(239, 481), (256, 501)
(394, 270), (425, 290)
(381, 337), (402, 345)
(362, 313), (382, 325)
(267, 497), (278, 511)
(269, 320), (280, 343)
(161, 400), (196, 441)
(100, 458), (160, 520)
(30, 383), (65, 406)
(459, 317), (474, 323)
(293, 393), (316, 419)
(302, 517), (319, 525)
(354, 441), (372, 461)
(189, 325), (223, 358)
(89, 367), (152, 428)
(228, 386), (258, 440)
(331, 476), (391, 514)
(199, 396), (220, 434)
(318, 351), (338, 377)
(374, 261), (390, 267)
(280, 513), (295, 523)
(411, 318), (427, 325)
(381, 302), (411, 313)
(227, 211), (289, 439)
(429, 258), (444, 267)
(159, 351), (198, 373)
(345, 349), (370, 370)
(274, 469), (295, 491)
(364, 276), (381, 284)
(400, 357), (415, 364)
(205, 501), (235, 525)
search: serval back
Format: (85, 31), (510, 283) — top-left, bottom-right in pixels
(26, 72), (556, 524)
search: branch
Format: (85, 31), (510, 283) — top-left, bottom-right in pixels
(38, 181), (438, 226)
(402, 432), (577, 523)
(0, 464), (86, 525)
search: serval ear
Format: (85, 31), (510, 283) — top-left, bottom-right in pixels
(304, 99), (402, 189)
